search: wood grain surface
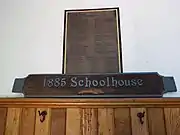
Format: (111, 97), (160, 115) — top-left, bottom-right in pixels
(22, 73), (163, 97)
(130, 108), (149, 135)
(66, 108), (81, 135)
(147, 108), (166, 135)
(0, 108), (7, 135)
(5, 108), (22, 135)
(81, 108), (98, 135)
(1, 98), (180, 135)
(34, 108), (51, 135)
(50, 109), (66, 135)
(0, 98), (180, 108)
(19, 108), (36, 135)
(114, 108), (131, 135)
(98, 108), (114, 135)
(164, 108), (180, 135)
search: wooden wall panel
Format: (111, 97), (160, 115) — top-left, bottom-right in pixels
(50, 109), (66, 135)
(0, 108), (7, 135)
(66, 108), (81, 135)
(34, 108), (51, 135)
(98, 108), (114, 135)
(114, 108), (131, 135)
(5, 108), (22, 135)
(19, 108), (36, 135)
(81, 108), (98, 135)
(130, 108), (149, 135)
(1, 99), (180, 135)
(164, 108), (180, 135)
(147, 108), (166, 135)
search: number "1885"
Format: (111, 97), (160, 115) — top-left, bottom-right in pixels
(43, 77), (66, 88)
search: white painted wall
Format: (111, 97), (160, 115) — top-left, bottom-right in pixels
(0, 0), (180, 97)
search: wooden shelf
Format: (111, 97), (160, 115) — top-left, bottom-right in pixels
(0, 97), (180, 107)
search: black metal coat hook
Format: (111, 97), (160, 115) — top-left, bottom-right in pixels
(137, 111), (145, 125)
(38, 110), (47, 123)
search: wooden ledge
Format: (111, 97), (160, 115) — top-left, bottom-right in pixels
(0, 98), (180, 108)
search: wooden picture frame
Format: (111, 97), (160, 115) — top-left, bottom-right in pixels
(62, 7), (123, 74)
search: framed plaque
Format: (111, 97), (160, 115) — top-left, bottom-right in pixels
(62, 7), (123, 74)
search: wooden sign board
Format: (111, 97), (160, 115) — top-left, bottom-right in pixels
(20, 72), (166, 97)
(62, 7), (123, 74)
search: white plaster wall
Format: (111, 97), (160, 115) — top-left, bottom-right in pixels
(0, 0), (180, 97)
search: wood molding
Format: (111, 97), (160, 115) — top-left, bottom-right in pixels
(0, 98), (180, 108)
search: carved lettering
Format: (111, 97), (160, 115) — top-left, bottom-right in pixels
(44, 77), (66, 88)
(43, 76), (144, 89)
(70, 77), (77, 87)
(137, 79), (143, 86)
(99, 80), (106, 86)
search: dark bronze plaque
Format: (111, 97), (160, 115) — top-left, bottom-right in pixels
(62, 7), (123, 74)
(21, 72), (165, 97)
